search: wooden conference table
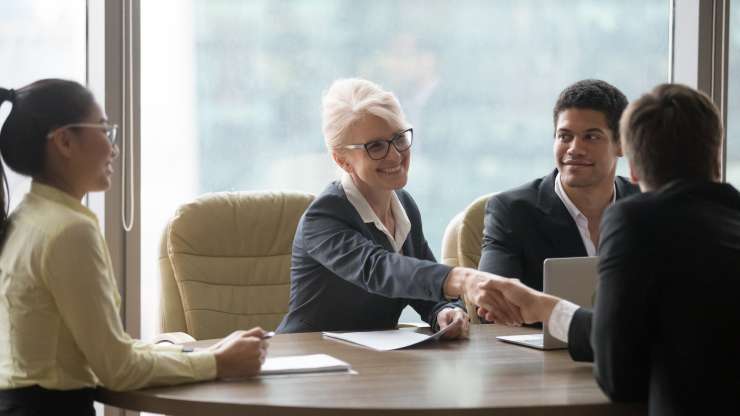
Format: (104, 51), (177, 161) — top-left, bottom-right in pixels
(96, 325), (645, 415)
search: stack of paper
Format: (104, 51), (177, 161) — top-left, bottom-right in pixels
(260, 354), (351, 375)
(322, 317), (462, 351)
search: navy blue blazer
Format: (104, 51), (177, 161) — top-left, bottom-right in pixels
(277, 181), (460, 333)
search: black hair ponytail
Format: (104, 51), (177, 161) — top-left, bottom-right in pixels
(0, 80), (95, 247)
(0, 87), (16, 246)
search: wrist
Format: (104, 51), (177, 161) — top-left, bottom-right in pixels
(537, 294), (560, 323)
(443, 267), (464, 298)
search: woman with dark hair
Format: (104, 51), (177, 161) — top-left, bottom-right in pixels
(0, 80), (268, 415)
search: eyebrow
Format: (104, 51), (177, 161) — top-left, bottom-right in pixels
(556, 128), (607, 134)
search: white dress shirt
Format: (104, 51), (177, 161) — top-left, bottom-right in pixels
(547, 173), (615, 342)
(340, 173), (411, 253)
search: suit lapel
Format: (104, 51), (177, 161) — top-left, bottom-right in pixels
(334, 181), (397, 253)
(536, 171), (588, 257)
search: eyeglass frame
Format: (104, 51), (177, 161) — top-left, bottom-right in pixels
(46, 122), (119, 145)
(341, 128), (414, 160)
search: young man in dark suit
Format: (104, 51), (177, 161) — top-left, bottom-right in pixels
(484, 84), (740, 415)
(478, 79), (640, 295)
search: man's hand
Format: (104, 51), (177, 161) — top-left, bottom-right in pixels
(462, 270), (524, 326)
(436, 307), (469, 339)
(478, 278), (560, 325)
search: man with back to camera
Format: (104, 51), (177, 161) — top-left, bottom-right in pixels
(477, 79), (640, 294)
(482, 83), (740, 415)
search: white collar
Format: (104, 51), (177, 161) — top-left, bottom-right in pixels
(554, 171), (616, 222)
(341, 173), (411, 253)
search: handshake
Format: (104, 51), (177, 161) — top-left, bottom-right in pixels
(443, 267), (560, 326)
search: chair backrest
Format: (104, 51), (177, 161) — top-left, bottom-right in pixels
(456, 193), (495, 324)
(440, 211), (464, 267)
(457, 193), (495, 269)
(159, 190), (314, 339)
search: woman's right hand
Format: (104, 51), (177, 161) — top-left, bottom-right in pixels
(444, 267), (524, 326)
(212, 327), (269, 379)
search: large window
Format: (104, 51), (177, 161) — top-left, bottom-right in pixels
(728, 4), (740, 185)
(0, 1), (86, 211)
(141, 0), (669, 335)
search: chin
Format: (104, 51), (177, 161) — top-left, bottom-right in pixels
(562, 175), (598, 188)
(386, 177), (408, 190)
(94, 178), (112, 192)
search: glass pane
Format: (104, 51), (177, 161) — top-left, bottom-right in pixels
(728, 5), (740, 185)
(141, 0), (669, 336)
(0, 0), (86, 211)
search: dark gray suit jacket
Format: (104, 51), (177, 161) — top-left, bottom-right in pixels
(277, 181), (460, 333)
(569, 180), (740, 415)
(478, 169), (640, 291)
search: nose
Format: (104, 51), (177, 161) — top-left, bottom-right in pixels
(384, 143), (403, 161)
(566, 136), (587, 156)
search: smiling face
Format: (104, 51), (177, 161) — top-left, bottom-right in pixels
(554, 108), (622, 190)
(334, 114), (410, 194)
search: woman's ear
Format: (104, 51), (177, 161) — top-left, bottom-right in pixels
(331, 150), (353, 174)
(47, 129), (75, 159)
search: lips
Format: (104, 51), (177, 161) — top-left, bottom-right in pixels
(378, 165), (402, 175)
(562, 160), (594, 167)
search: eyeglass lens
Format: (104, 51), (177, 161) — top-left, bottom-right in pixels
(366, 130), (412, 160)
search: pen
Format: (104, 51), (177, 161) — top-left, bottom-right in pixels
(262, 331), (275, 340)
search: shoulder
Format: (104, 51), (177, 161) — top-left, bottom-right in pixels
(301, 181), (363, 231)
(602, 190), (658, 238)
(487, 173), (551, 214)
(20, 194), (99, 243)
(615, 176), (640, 198)
(305, 181), (353, 215)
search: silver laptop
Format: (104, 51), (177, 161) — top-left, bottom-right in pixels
(496, 256), (598, 350)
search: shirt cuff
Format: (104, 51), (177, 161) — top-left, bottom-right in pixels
(547, 300), (579, 343)
(188, 351), (218, 381)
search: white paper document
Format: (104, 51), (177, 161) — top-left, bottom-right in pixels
(322, 318), (462, 351)
(260, 353), (351, 375)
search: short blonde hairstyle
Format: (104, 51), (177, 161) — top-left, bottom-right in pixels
(321, 78), (409, 150)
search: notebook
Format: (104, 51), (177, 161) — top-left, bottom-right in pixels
(260, 354), (351, 375)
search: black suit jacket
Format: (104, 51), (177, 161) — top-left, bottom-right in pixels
(277, 181), (460, 333)
(568, 180), (740, 415)
(478, 169), (639, 291)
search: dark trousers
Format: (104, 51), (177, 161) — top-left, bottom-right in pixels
(0, 385), (95, 416)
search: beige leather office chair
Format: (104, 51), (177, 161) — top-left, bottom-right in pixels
(159, 191), (314, 340)
(454, 193), (495, 324)
(440, 211), (464, 268)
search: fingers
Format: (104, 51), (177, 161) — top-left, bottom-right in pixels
(437, 309), (454, 329)
(240, 327), (266, 338)
(459, 313), (470, 339)
(469, 275), (527, 326)
(439, 308), (470, 339)
(476, 284), (517, 325)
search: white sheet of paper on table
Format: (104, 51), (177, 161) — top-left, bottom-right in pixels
(260, 353), (351, 375)
(321, 317), (462, 351)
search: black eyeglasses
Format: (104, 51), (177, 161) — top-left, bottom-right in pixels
(342, 128), (414, 160)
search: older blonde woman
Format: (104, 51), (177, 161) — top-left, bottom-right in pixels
(277, 78), (522, 335)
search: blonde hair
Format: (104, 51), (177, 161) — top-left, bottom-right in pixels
(321, 78), (408, 150)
